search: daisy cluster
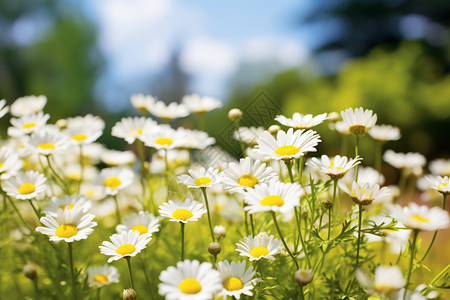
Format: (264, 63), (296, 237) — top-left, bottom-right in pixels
(0, 95), (448, 300)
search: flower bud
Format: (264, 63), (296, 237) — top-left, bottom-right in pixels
(123, 288), (137, 300)
(295, 269), (313, 286)
(323, 200), (333, 209)
(23, 264), (37, 279)
(228, 108), (242, 121)
(214, 225), (226, 239)
(327, 112), (339, 122)
(56, 119), (68, 129)
(208, 242), (222, 255)
(268, 125), (281, 134)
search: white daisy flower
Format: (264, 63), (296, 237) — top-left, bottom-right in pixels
(340, 107), (377, 135)
(36, 203), (97, 243)
(221, 157), (278, 194)
(80, 183), (105, 201)
(97, 167), (134, 196)
(159, 198), (207, 223)
(429, 158), (450, 177)
(295, 269), (314, 286)
(389, 202), (450, 231)
(141, 124), (184, 150)
(26, 128), (70, 156)
(244, 181), (303, 214)
(176, 128), (215, 150)
(307, 155), (362, 179)
(342, 182), (390, 206)
(334, 121), (351, 135)
(111, 117), (157, 144)
(2, 170), (47, 200)
(8, 112), (50, 137)
(256, 128), (321, 161)
(87, 264), (120, 288)
(158, 259), (222, 300)
(100, 149), (136, 166)
(130, 93), (157, 113)
(64, 114), (105, 145)
(217, 260), (259, 299)
(10, 95), (47, 117)
(384, 150), (426, 175)
(178, 167), (221, 189)
(44, 195), (91, 215)
(214, 225), (226, 239)
(182, 94), (222, 113)
(236, 233), (282, 261)
(116, 211), (160, 236)
(368, 124), (401, 142)
(99, 230), (152, 263)
(425, 175), (450, 195)
(356, 265), (406, 296)
(275, 112), (328, 129)
(364, 215), (411, 254)
(234, 127), (266, 146)
(0, 146), (23, 179)
(0, 99), (9, 119)
(147, 100), (190, 121)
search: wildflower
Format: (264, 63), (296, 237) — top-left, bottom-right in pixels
(99, 230), (152, 263)
(429, 158), (450, 177)
(159, 259), (222, 300)
(176, 128), (215, 150)
(26, 128), (70, 156)
(384, 150), (426, 176)
(425, 175), (450, 195)
(111, 117), (157, 144)
(340, 107), (377, 135)
(275, 112), (328, 130)
(178, 167), (221, 189)
(234, 127), (265, 146)
(208, 242), (222, 255)
(214, 225), (226, 239)
(307, 155), (362, 179)
(356, 266), (406, 296)
(87, 264), (120, 288)
(0, 99), (9, 119)
(182, 94), (222, 113)
(101, 149), (136, 166)
(295, 269), (314, 286)
(0, 146), (23, 180)
(130, 93), (157, 114)
(147, 100), (190, 121)
(44, 195), (91, 215)
(368, 124), (401, 142)
(389, 203), (450, 231)
(228, 108), (243, 121)
(36, 203), (97, 243)
(123, 288), (137, 300)
(2, 170), (47, 200)
(141, 124), (184, 150)
(98, 167), (134, 196)
(64, 114), (105, 145)
(10, 95), (47, 117)
(116, 211), (160, 236)
(236, 233), (282, 261)
(217, 260), (259, 299)
(8, 112), (50, 137)
(342, 182), (390, 206)
(159, 198), (207, 223)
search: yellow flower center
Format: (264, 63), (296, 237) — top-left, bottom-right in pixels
(351, 189), (372, 198)
(55, 224), (79, 238)
(349, 125), (367, 135)
(18, 183), (36, 195)
(155, 137), (173, 146)
(374, 283), (397, 295)
(412, 214), (429, 223)
(250, 246), (269, 258)
(22, 122), (36, 129)
(238, 174), (259, 188)
(223, 277), (244, 291)
(131, 225), (148, 235)
(72, 134), (87, 141)
(104, 177), (121, 189)
(0, 162), (3, 169)
(116, 244), (136, 255)
(38, 143), (55, 150)
(193, 177), (212, 186)
(438, 182), (449, 190)
(93, 275), (109, 285)
(178, 278), (202, 294)
(60, 204), (75, 211)
(260, 195), (285, 207)
(327, 161), (343, 171)
(172, 209), (193, 221)
(274, 145), (300, 157)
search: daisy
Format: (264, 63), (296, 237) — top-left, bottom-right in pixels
(0, 99), (9, 119)
(364, 215), (411, 254)
(2, 170), (47, 200)
(307, 155), (362, 179)
(111, 117), (157, 144)
(26, 128), (70, 156)
(182, 94), (222, 113)
(87, 264), (120, 288)
(340, 107), (377, 135)
(100, 149), (136, 166)
(275, 112), (328, 130)
(158, 198), (206, 223)
(368, 124), (401, 142)
(256, 128), (321, 161)
(236, 233), (282, 261)
(389, 203), (450, 231)
(244, 181), (303, 214)
(8, 112), (50, 137)
(176, 128), (215, 150)
(141, 124), (184, 150)
(233, 127), (265, 146)
(384, 150), (426, 175)
(334, 121), (351, 135)
(221, 157), (278, 194)
(425, 175), (450, 196)
(80, 183), (105, 201)
(64, 114), (105, 145)
(342, 182), (390, 206)
(147, 100), (190, 121)
(429, 158), (450, 177)
(99, 230), (152, 263)
(356, 266), (406, 296)
(116, 211), (160, 236)
(178, 167), (221, 189)
(10, 95), (47, 117)
(97, 167), (134, 196)
(216, 260), (259, 299)
(294, 269), (314, 286)
(130, 93), (157, 114)
(36, 203), (97, 243)
(44, 195), (91, 215)
(0, 146), (23, 179)
(158, 259), (222, 300)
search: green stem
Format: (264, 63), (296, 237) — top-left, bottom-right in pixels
(233, 119), (247, 157)
(96, 288), (101, 300)
(375, 141), (383, 174)
(6, 194), (33, 232)
(32, 277), (40, 300)
(180, 222), (185, 261)
(249, 213), (255, 237)
(77, 144), (84, 194)
(113, 195), (121, 225)
(354, 135), (360, 182)
(329, 179), (338, 240)
(201, 188), (215, 242)
(285, 160), (295, 183)
(297, 156), (304, 185)
(46, 156), (70, 194)
(328, 206), (332, 241)
(258, 259), (264, 282)
(404, 230), (419, 300)
(126, 257), (135, 290)
(243, 203), (249, 236)
(430, 263), (450, 286)
(300, 286), (305, 300)
(355, 204), (363, 269)
(68, 243), (76, 300)
(271, 212), (299, 269)
(28, 199), (40, 219)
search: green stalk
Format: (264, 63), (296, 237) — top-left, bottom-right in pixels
(299, 286), (305, 300)
(46, 155), (70, 194)
(355, 204), (363, 269)
(404, 230), (419, 300)
(297, 156), (304, 185)
(249, 213), (255, 237)
(271, 212), (299, 269)
(28, 199), (40, 219)
(180, 222), (185, 261)
(354, 135), (360, 182)
(6, 194), (33, 232)
(201, 188), (215, 242)
(329, 179), (338, 240)
(375, 141), (383, 174)
(233, 119), (247, 157)
(77, 144), (84, 194)
(125, 257), (135, 290)
(430, 263), (450, 286)
(113, 195), (121, 225)
(68, 243), (76, 300)
(285, 160), (295, 183)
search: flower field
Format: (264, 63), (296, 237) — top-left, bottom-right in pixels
(0, 95), (449, 299)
